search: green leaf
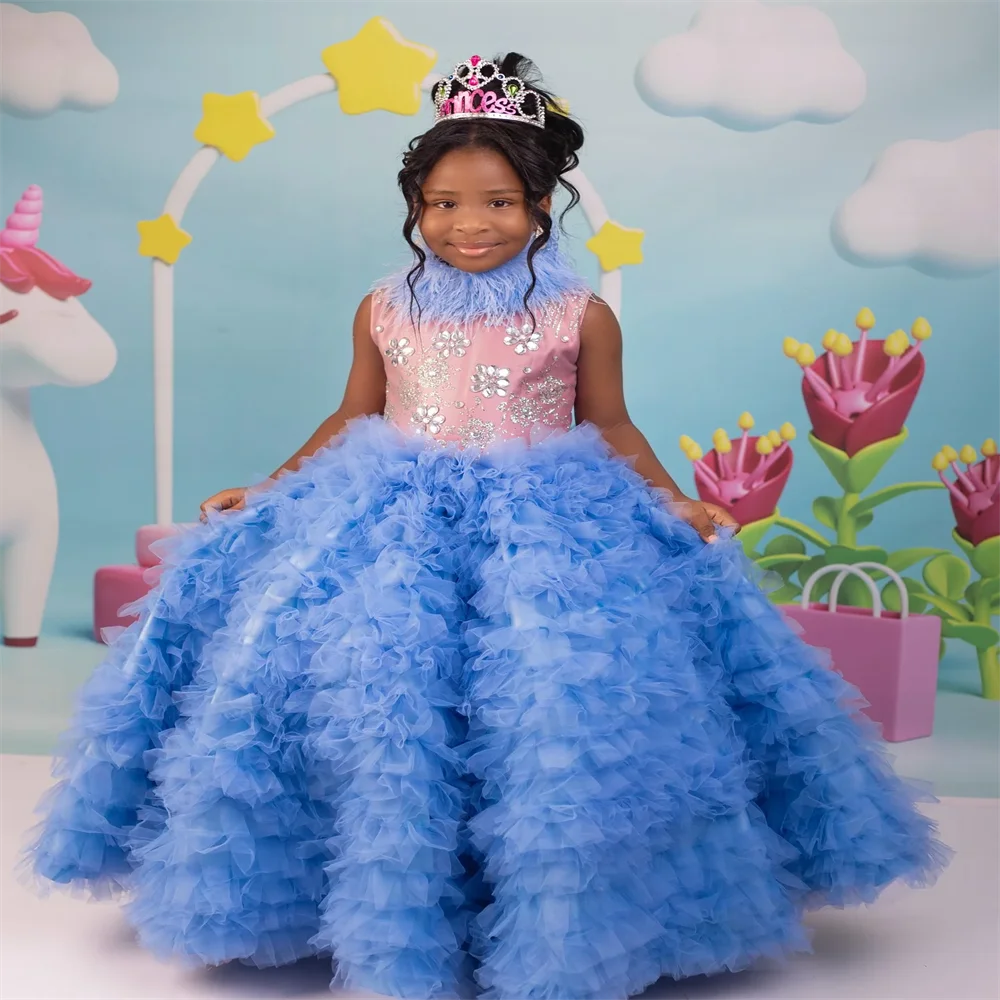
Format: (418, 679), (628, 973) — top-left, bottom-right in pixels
(849, 481), (946, 519)
(920, 592), (972, 622)
(923, 553), (972, 601)
(825, 544), (890, 568)
(756, 543), (808, 585)
(797, 553), (827, 581)
(887, 547), (951, 573)
(772, 516), (831, 550)
(808, 434), (853, 493)
(768, 582), (803, 605)
(837, 575), (875, 608)
(798, 554), (831, 600)
(842, 429), (911, 493)
(812, 496), (840, 530)
(940, 620), (1000, 651)
(756, 553), (810, 574)
(854, 511), (874, 531)
(954, 531), (1000, 579)
(737, 514), (778, 556)
(939, 637), (947, 661)
(764, 535), (807, 557)
(808, 433), (851, 492)
(952, 530), (973, 556)
(808, 428), (909, 494)
(882, 577), (930, 615)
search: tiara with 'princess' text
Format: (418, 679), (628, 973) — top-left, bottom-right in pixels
(432, 56), (546, 129)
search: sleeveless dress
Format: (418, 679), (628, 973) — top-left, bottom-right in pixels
(25, 246), (947, 1000)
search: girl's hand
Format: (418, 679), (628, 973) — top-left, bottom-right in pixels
(199, 487), (249, 522)
(672, 498), (740, 544)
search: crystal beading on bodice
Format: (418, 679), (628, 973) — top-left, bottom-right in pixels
(371, 289), (591, 449)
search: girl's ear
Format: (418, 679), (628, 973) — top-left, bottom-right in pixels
(540, 194), (553, 216)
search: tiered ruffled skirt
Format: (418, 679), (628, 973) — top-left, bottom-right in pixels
(26, 419), (948, 999)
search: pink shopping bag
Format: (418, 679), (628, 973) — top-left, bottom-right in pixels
(782, 562), (942, 742)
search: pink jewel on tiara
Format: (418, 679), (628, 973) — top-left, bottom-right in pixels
(432, 55), (546, 130)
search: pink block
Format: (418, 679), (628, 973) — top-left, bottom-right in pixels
(783, 603), (942, 742)
(136, 523), (194, 568)
(93, 564), (161, 643)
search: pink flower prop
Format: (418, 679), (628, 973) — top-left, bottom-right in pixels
(680, 414), (795, 526)
(933, 441), (1000, 546)
(784, 310), (930, 457)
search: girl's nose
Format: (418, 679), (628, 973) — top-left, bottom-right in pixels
(454, 213), (490, 234)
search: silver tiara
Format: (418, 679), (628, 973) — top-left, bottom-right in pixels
(432, 56), (545, 129)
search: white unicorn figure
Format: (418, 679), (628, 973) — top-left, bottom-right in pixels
(0, 185), (117, 646)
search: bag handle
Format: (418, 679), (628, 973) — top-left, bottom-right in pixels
(800, 562), (910, 619)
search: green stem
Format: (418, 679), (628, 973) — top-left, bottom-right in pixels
(974, 581), (1000, 700)
(836, 492), (860, 547)
(978, 647), (1000, 701)
(973, 582), (995, 625)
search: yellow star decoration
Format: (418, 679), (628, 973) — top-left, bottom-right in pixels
(193, 92), (275, 162)
(137, 214), (192, 265)
(586, 221), (645, 271)
(321, 17), (436, 116)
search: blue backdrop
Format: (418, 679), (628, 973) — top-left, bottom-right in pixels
(2, 0), (998, 632)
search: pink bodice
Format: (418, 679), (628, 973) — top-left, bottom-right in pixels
(371, 289), (591, 449)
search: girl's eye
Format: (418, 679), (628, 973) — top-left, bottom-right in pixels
(433, 201), (456, 209)
(490, 200), (512, 209)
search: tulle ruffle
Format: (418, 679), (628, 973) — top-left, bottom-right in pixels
(24, 417), (949, 999)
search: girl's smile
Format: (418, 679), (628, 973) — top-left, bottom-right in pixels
(450, 241), (502, 258)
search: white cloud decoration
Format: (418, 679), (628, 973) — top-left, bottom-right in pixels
(0, 3), (119, 117)
(635, 0), (865, 131)
(832, 130), (999, 277)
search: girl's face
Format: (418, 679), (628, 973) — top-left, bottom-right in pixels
(418, 146), (551, 273)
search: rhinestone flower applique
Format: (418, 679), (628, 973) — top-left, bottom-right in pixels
(385, 338), (415, 367)
(432, 329), (471, 359)
(416, 355), (451, 391)
(471, 364), (510, 398)
(411, 405), (446, 435)
(460, 417), (496, 449)
(504, 323), (542, 355)
(535, 375), (567, 405)
(396, 375), (420, 410)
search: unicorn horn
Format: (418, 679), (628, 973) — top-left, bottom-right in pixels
(0, 185), (43, 249)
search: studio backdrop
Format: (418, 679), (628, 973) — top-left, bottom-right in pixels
(1, 1), (997, 788)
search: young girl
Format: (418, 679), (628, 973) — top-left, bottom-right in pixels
(28, 53), (946, 1000)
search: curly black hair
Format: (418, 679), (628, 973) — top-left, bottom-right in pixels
(397, 53), (585, 326)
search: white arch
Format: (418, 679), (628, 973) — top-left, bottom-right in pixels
(151, 73), (624, 525)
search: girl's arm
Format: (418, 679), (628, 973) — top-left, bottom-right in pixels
(265, 295), (386, 479)
(574, 297), (738, 543)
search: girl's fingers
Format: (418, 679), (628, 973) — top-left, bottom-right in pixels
(710, 508), (741, 533)
(689, 509), (718, 544)
(199, 492), (246, 522)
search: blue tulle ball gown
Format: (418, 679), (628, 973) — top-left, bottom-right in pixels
(25, 421), (947, 1000)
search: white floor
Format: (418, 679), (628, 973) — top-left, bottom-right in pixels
(1, 755), (997, 1000)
